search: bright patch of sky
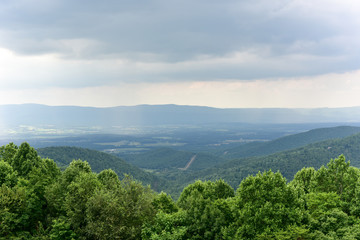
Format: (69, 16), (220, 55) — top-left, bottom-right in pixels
(0, 0), (360, 108)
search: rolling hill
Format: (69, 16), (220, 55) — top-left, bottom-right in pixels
(123, 147), (224, 170)
(121, 126), (360, 173)
(34, 126), (360, 197)
(175, 132), (360, 190)
(221, 126), (360, 159)
(37, 146), (166, 191)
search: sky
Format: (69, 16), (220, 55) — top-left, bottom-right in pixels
(1, 0), (360, 108)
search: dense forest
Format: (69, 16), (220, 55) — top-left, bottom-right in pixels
(2, 142), (360, 239)
(191, 132), (360, 188)
(128, 131), (360, 197)
(36, 146), (165, 191)
(220, 126), (360, 159)
(123, 148), (222, 170)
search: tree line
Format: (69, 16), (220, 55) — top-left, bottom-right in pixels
(2, 142), (360, 239)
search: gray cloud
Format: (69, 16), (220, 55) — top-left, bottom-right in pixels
(0, 0), (359, 88)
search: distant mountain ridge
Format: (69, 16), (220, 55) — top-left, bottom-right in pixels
(1, 104), (360, 130)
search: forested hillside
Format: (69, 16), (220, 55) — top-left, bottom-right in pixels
(183, 132), (360, 189)
(2, 142), (360, 239)
(221, 126), (360, 159)
(37, 146), (165, 191)
(124, 147), (224, 170)
(113, 126), (360, 176)
(34, 128), (360, 196)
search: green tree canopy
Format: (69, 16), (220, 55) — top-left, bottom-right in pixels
(227, 170), (307, 239)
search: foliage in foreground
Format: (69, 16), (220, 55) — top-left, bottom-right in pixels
(2, 142), (360, 239)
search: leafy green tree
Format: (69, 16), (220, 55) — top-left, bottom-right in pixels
(254, 225), (310, 240)
(315, 155), (351, 196)
(10, 142), (42, 178)
(45, 180), (67, 220)
(49, 216), (77, 240)
(0, 184), (27, 237)
(97, 168), (121, 189)
(142, 210), (188, 240)
(45, 160), (93, 219)
(178, 180), (234, 206)
(62, 159), (92, 185)
(0, 160), (17, 187)
(306, 191), (351, 237)
(0, 142), (62, 236)
(341, 223), (360, 240)
(314, 155), (360, 214)
(290, 167), (316, 194)
(349, 176), (360, 217)
(226, 170), (307, 239)
(21, 158), (61, 233)
(85, 175), (156, 240)
(64, 171), (100, 238)
(152, 192), (178, 214)
(175, 180), (235, 240)
(0, 142), (18, 163)
(340, 166), (360, 213)
(41, 157), (62, 181)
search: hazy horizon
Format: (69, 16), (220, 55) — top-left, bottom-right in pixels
(2, 102), (360, 110)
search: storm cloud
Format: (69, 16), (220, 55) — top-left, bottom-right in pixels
(1, 0), (360, 108)
(1, 0), (360, 88)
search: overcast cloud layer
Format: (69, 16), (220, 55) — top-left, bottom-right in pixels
(0, 0), (360, 107)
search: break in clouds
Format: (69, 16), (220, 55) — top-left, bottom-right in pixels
(1, 0), (360, 90)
